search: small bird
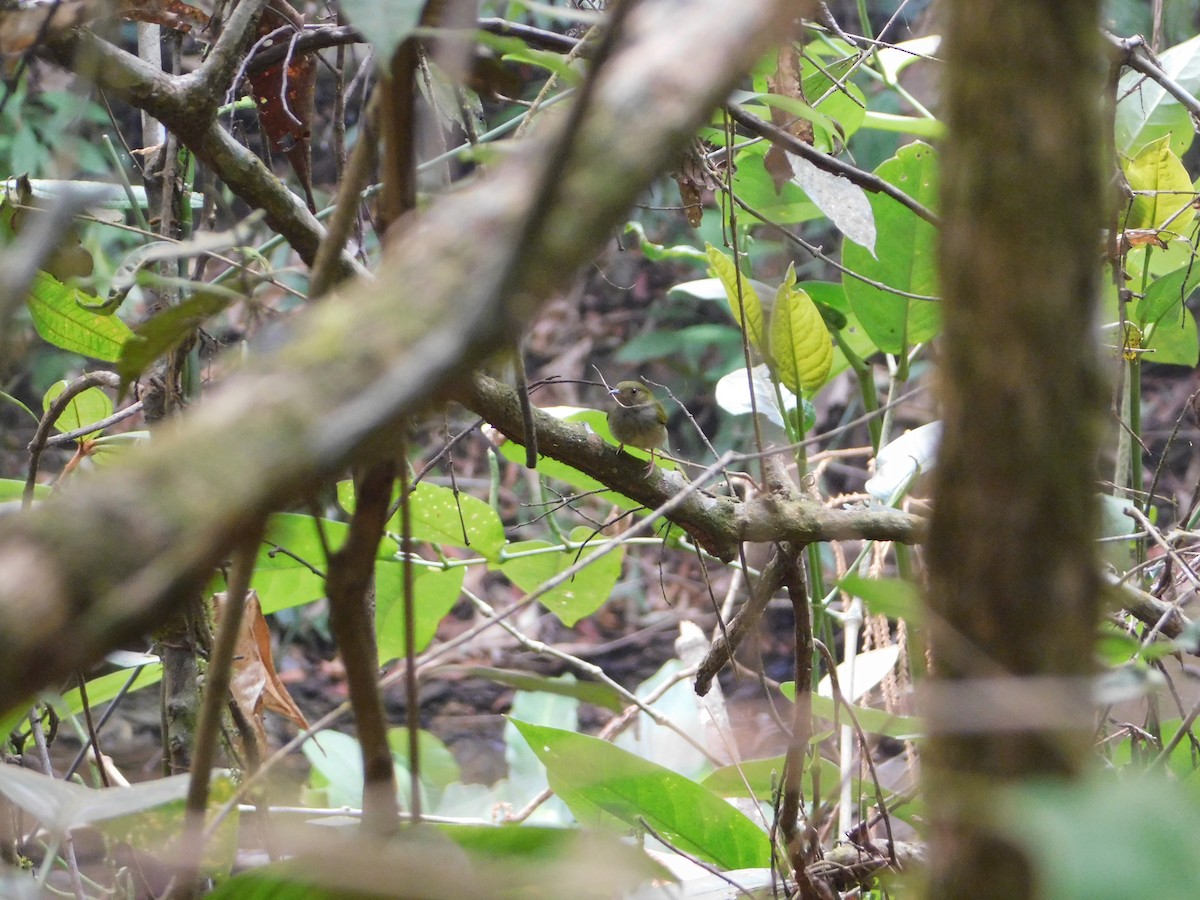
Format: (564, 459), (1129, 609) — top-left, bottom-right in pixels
(607, 381), (668, 473)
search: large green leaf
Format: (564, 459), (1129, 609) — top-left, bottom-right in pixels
(406, 482), (506, 562)
(767, 265), (833, 395)
(374, 563), (464, 663)
(500, 528), (623, 626)
(842, 142), (940, 354)
(1121, 135), (1194, 231)
(1116, 33), (1200, 157)
(252, 513), (350, 613)
(998, 774), (1200, 900)
(510, 719), (771, 871)
(26, 271), (133, 361)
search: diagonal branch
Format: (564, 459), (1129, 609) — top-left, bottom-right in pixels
(727, 103), (940, 226)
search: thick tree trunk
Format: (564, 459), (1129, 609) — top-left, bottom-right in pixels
(926, 1), (1107, 896)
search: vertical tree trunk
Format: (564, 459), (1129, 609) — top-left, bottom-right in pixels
(926, 1), (1107, 896)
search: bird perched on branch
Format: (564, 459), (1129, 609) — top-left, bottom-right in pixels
(607, 381), (668, 473)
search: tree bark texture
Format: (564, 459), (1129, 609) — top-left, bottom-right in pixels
(926, 1), (1108, 897)
(0, 0), (803, 714)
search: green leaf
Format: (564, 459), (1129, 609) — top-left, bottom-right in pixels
(779, 683), (924, 739)
(116, 292), (232, 394)
(767, 265), (833, 395)
(838, 574), (923, 623)
(702, 754), (841, 802)
(1143, 304), (1199, 367)
(0, 478), (49, 502)
(55, 659), (163, 719)
(1116, 32), (1200, 157)
(1136, 260), (1200, 327)
(375, 563), (464, 663)
(706, 243), (767, 353)
(998, 774), (1200, 900)
(0, 389), (37, 424)
(42, 381), (113, 438)
(500, 528), (623, 626)
(406, 482), (506, 561)
(337, 0), (424, 70)
(252, 513), (349, 613)
(510, 719), (771, 871)
(1121, 135), (1195, 231)
(842, 142), (940, 355)
(26, 271), (133, 361)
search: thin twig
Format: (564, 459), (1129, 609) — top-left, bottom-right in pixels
(727, 103), (939, 226)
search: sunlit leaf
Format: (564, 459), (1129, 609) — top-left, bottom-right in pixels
(42, 380), (112, 437)
(767, 264), (833, 395)
(26, 271), (133, 361)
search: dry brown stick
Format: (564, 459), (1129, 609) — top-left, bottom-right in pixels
(694, 548), (787, 696)
(776, 543), (829, 900)
(325, 461), (401, 835)
(171, 531), (261, 897)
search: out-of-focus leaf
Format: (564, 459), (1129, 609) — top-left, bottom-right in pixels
(0, 765), (191, 833)
(1116, 33), (1200, 157)
(511, 719), (771, 871)
(116, 291), (231, 394)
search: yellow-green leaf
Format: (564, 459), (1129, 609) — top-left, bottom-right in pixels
(705, 243), (766, 352)
(1122, 135), (1195, 232)
(768, 266), (833, 394)
(42, 381), (113, 438)
(26, 272), (133, 362)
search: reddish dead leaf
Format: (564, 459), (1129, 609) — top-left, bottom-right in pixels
(248, 2), (317, 211)
(215, 589), (310, 752)
(118, 0), (207, 32)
